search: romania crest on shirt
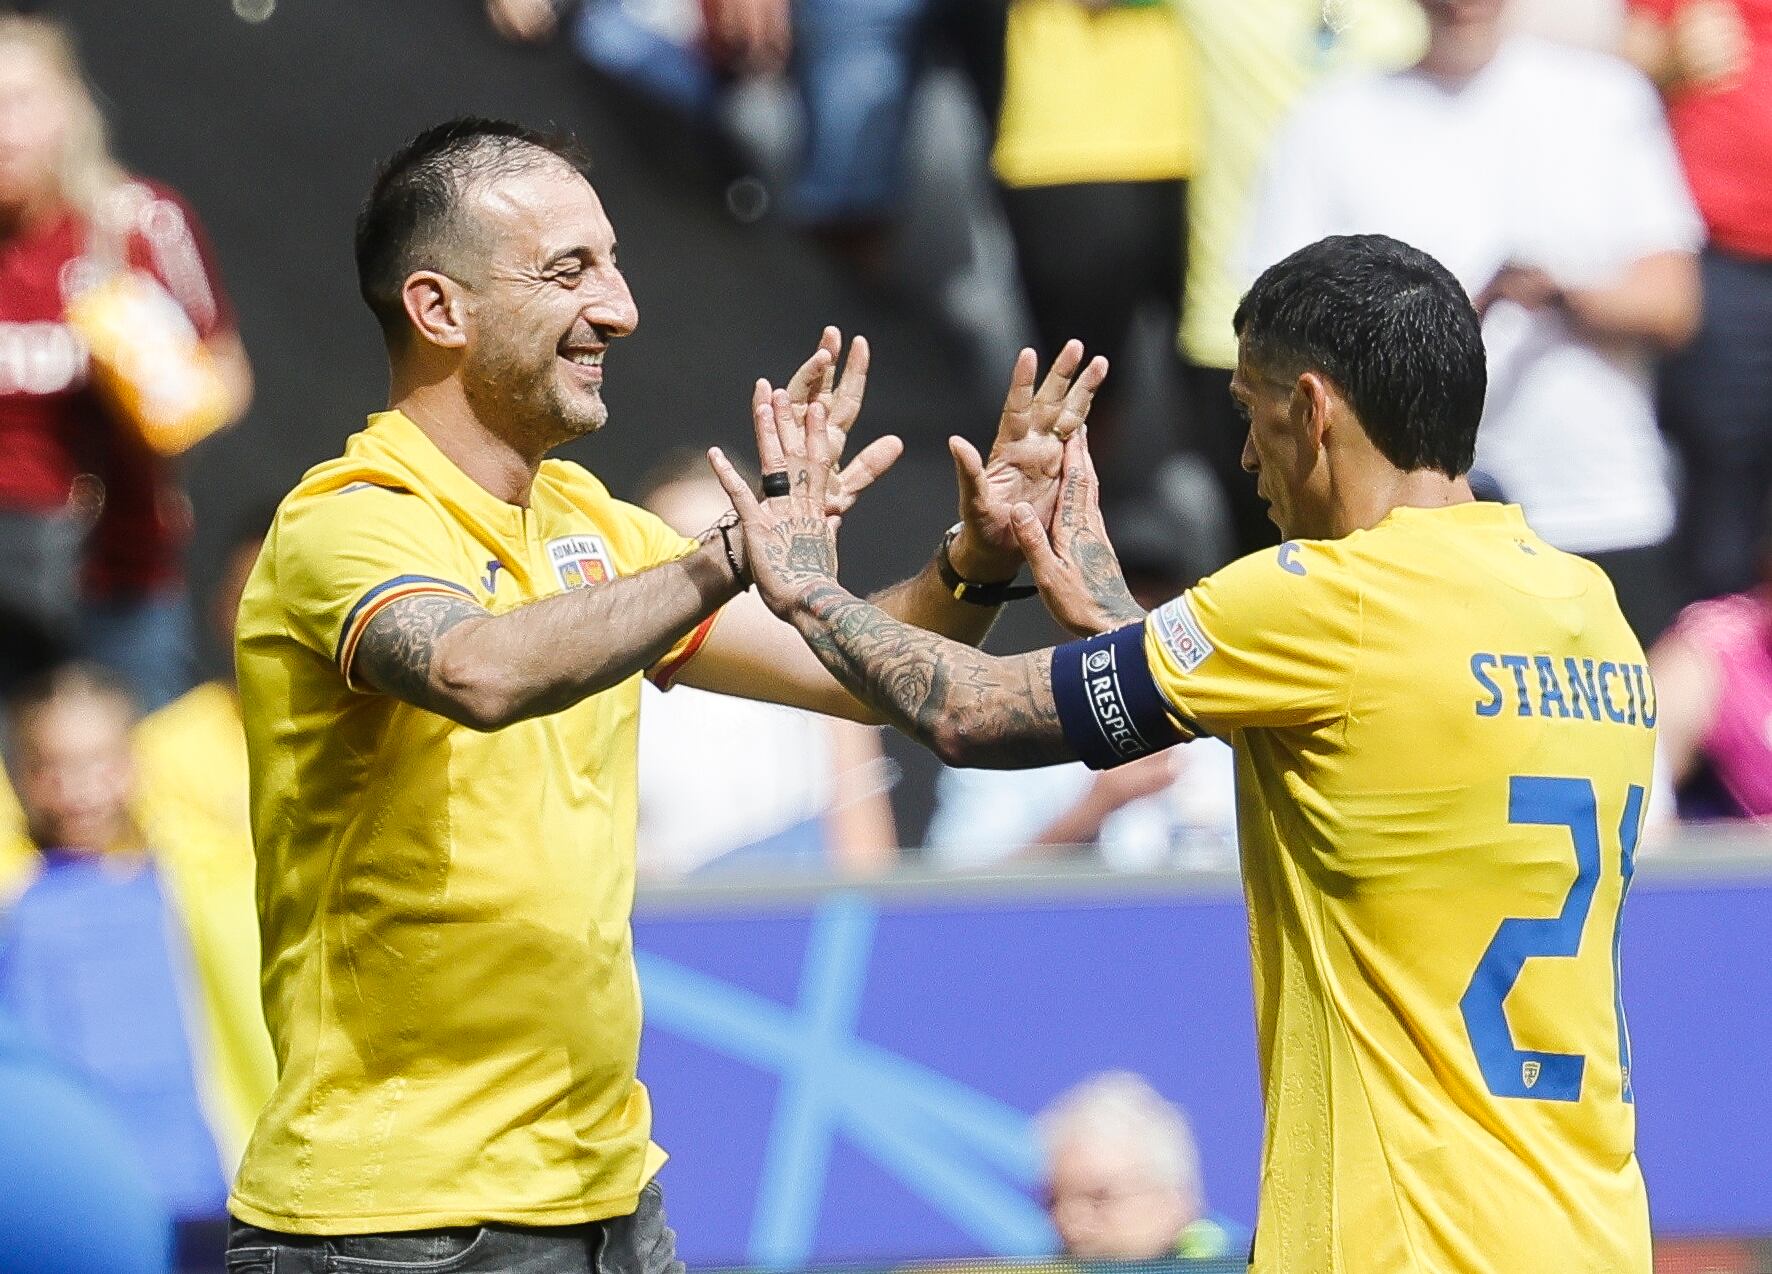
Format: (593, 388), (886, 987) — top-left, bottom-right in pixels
(547, 535), (615, 590)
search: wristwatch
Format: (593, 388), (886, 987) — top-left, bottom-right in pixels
(937, 523), (1037, 606)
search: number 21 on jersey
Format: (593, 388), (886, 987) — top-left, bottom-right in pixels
(1460, 775), (1644, 1103)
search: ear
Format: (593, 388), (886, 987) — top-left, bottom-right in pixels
(1293, 371), (1336, 454)
(401, 270), (470, 350)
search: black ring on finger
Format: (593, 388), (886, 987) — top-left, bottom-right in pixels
(761, 471), (792, 498)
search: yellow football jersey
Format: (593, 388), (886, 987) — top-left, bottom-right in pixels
(993, 0), (1200, 189)
(231, 411), (714, 1234)
(1060, 502), (1652, 1273)
(1176, 0), (1424, 368)
(135, 681), (276, 1168)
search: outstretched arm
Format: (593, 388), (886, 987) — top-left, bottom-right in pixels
(707, 394), (1075, 766)
(353, 530), (742, 730)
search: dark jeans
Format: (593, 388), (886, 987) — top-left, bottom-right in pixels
(1000, 178), (1185, 469)
(224, 1181), (685, 1274)
(1661, 245), (1772, 601)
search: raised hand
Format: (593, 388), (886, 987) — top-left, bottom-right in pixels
(1010, 429), (1144, 638)
(709, 388), (843, 616)
(771, 327), (904, 524)
(949, 341), (1109, 580)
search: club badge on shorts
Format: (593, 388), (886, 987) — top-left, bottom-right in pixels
(548, 535), (616, 590)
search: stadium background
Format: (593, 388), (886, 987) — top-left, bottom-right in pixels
(12, 3), (1772, 1272)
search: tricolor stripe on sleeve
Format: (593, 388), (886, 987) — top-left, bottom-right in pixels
(336, 575), (477, 688)
(649, 611), (721, 690)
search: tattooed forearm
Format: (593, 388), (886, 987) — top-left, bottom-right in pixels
(353, 593), (488, 715)
(791, 582), (1071, 769)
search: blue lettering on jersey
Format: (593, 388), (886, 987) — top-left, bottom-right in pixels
(1599, 662), (1628, 724)
(1499, 655), (1534, 717)
(1534, 655), (1571, 719)
(1277, 542), (1307, 576)
(1633, 664), (1658, 728)
(1470, 653), (1655, 730)
(482, 559), (503, 594)
(1564, 657), (1600, 721)
(1471, 654), (1504, 717)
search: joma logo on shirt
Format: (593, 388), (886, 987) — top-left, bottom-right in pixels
(547, 535), (615, 590)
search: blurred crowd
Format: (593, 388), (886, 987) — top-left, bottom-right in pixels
(0, 0), (1771, 1261)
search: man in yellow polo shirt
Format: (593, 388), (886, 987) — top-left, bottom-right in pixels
(225, 117), (1104, 1273)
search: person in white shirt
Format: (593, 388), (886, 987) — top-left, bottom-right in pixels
(636, 454), (899, 879)
(1247, 0), (1702, 639)
(924, 498), (1238, 874)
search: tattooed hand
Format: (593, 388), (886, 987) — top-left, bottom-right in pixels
(1010, 428), (1145, 638)
(946, 341), (1109, 581)
(771, 327), (903, 525)
(709, 387), (844, 616)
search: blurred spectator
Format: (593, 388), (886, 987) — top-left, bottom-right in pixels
(768, 0), (1007, 281)
(1248, 0), (1702, 641)
(1174, 0), (1425, 560)
(0, 16), (251, 709)
(1039, 1071), (1245, 1261)
(129, 513), (277, 1165)
(927, 740), (1235, 873)
(1647, 514), (1772, 821)
(1625, 0), (1772, 603)
(991, 0), (1197, 474)
(636, 453), (900, 878)
(0, 1007), (171, 1274)
(0, 665), (231, 1222)
(926, 502), (1237, 873)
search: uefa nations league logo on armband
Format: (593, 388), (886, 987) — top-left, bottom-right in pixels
(547, 535), (616, 590)
(1086, 650), (1113, 674)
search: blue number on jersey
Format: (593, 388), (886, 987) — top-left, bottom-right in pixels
(1460, 776), (1644, 1102)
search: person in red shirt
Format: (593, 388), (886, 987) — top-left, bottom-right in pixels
(1626, 0), (1772, 601)
(0, 15), (250, 707)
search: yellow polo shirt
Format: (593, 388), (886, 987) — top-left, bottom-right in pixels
(230, 411), (714, 1233)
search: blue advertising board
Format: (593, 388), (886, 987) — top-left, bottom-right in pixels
(633, 867), (1772, 1267)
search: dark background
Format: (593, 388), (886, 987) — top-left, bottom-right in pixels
(58, 0), (1062, 841)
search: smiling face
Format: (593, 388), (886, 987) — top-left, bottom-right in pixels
(449, 161), (638, 451)
(1232, 341), (1335, 542)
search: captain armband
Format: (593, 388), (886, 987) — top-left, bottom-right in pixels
(1050, 623), (1187, 771)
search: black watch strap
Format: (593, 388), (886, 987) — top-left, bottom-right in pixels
(938, 524), (1037, 606)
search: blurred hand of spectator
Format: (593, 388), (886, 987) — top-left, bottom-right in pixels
(1474, 262), (1565, 315)
(704, 0), (792, 76)
(1627, 0), (1750, 91)
(1032, 751), (1180, 851)
(485, 0), (559, 44)
(1672, 0), (1750, 88)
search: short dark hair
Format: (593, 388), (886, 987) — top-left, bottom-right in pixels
(354, 117), (587, 339)
(1233, 234), (1486, 477)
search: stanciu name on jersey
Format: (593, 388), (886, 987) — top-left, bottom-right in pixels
(1469, 652), (1657, 728)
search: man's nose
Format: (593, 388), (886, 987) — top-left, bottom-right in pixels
(587, 268), (639, 339)
(1240, 430), (1258, 474)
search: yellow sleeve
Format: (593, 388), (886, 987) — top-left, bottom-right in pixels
(270, 484), (478, 688)
(1143, 539), (1363, 736)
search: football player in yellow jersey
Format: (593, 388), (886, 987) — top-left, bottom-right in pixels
(719, 234), (1655, 1274)
(229, 118), (1106, 1271)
